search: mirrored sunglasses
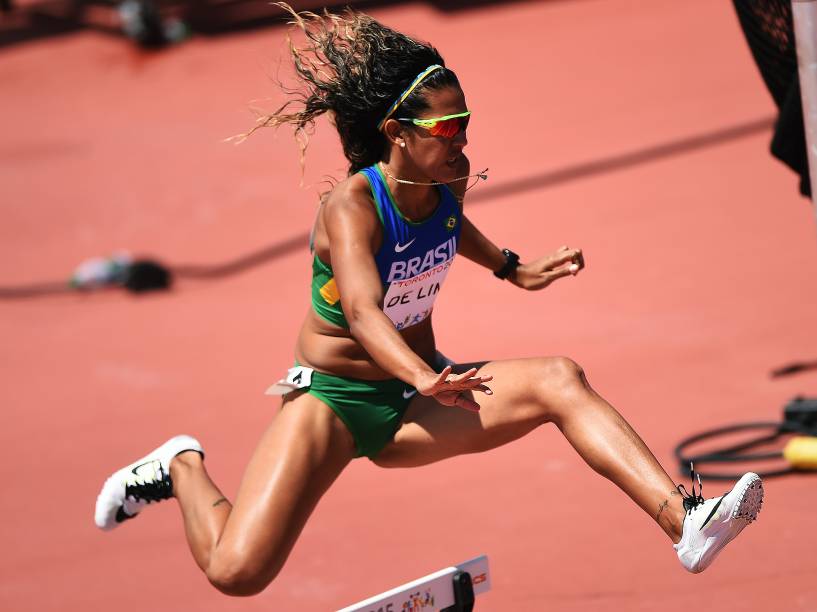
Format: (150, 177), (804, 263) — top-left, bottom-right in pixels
(397, 111), (471, 138)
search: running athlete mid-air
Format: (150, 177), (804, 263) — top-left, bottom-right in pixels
(94, 4), (763, 596)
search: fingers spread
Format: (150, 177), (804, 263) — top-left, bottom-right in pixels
(435, 368), (493, 407)
(435, 365), (453, 386)
(446, 369), (492, 391)
(451, 367), (478, 381)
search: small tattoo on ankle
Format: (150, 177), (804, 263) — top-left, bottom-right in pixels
(212, 497), (230, 508)
(656, 499), (669, 521)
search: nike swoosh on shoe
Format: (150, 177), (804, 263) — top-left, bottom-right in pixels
(700, 495), (725, 530)
(130, 461), (159, 476)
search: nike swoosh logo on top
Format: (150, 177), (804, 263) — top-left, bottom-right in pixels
(402, 388), (418, 400)
(131, 460), (159, 476)
(394, 238), (416, 253)
(700, 495), (725, 530)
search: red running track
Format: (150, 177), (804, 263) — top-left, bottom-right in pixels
(2, 1), (817, 610)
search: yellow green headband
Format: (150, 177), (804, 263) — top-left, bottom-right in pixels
(377, 64), (443, 131)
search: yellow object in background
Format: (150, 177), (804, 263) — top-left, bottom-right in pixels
(783, 437), (817, 470)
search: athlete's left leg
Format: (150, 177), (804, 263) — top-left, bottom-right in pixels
(375, 356), (686, 542)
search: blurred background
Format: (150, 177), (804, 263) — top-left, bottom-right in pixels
(2, 1), (817, 610)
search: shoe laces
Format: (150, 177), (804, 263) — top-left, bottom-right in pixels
(677, 462), (705, 514)
(124, 461), (173, 503)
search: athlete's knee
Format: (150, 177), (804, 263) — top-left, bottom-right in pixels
(534, 356), (589, 418)
(533, 356), (586, 394)
(205, 552), (279, 597)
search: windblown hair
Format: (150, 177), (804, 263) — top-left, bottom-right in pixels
(244, 3), (461, 175)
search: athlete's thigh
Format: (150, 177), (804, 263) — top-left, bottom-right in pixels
(216, 390), (356, 579)
(375, 358), (551, 468)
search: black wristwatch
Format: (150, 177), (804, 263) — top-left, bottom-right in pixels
(493, 248), (520, 280)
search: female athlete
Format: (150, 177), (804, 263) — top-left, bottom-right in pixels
(94, 4), (763, 596)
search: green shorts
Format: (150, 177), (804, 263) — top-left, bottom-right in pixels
(267, 353), (453, 460)
(306, 369), (416, 459)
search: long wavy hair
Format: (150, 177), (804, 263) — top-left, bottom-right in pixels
(242, 3), (461, 175)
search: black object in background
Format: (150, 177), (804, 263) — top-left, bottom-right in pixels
(733, 0), (811, 198)
(675, 397), (817, 480)
(123, 260), (172, 292)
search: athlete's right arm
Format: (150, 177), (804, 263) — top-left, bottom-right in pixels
(324, 183), (490, 409)
(324, 183), (437, 384)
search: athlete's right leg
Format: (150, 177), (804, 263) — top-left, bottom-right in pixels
(125, 392), (354, 596)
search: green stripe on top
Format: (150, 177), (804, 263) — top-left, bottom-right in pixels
(311, 254), (349, 329)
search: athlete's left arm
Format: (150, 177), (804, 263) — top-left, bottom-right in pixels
(457, 214), (585, 291)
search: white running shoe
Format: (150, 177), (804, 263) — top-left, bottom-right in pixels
(94, 435), (203, 531)
(674, 466), (764, 573)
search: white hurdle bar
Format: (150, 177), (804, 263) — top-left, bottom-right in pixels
(337, 554), (491, 612)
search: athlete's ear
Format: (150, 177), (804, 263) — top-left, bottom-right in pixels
(382, 118), (406, 148)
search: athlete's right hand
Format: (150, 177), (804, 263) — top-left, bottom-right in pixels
(414, 366), (493, 412)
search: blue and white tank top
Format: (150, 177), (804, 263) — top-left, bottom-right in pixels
(359, 164), (462, 330)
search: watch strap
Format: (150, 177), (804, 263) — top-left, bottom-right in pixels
(493, 248), (520, 280)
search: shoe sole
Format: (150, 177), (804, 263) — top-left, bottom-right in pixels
(732, 473), (763, 522)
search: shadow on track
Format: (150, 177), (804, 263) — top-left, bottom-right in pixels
(174, 115), (775, 276)
(0, 115), (773, 297)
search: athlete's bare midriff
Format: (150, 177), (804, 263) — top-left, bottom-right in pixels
(295, 308), (437, 380)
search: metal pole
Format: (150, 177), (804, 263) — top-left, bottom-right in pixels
(792, 0), (817, 228)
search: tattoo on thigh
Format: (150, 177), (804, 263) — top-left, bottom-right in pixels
(212, 497), (230, 508)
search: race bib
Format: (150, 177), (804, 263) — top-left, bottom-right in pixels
(264, 366), (313, 396)
(383, 259), (452, 330)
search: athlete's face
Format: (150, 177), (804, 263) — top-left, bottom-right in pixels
(402, 86), (469, 182)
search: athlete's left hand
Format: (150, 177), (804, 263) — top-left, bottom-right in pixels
(510, 246), (584, 291)
(415, 366), (493, 412)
